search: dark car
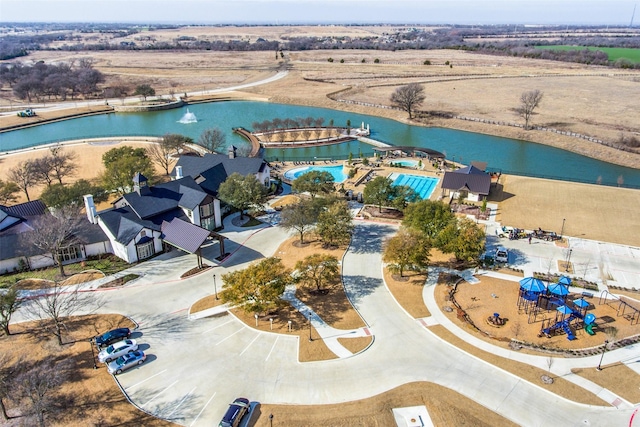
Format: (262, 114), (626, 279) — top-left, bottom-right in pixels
(95, 328), (131, 348)
(219, 397), (250, 427)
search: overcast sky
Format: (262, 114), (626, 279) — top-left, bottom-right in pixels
(1, 0), (638, 25)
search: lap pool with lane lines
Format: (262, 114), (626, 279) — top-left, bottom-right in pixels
(388, 173), (439, 200)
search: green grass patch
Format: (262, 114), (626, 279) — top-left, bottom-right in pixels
(0, 255), (131, 288)
(242, 217), (263, 227)
(534, 45), (640, 63)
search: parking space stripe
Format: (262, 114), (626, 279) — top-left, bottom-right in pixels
(202, 319), (234, 334)
(216, 328), (243, 345)
(126, 369), (167, 391)
(140, 379), (178, 408)
(239, 333), (260, 356)
(190, 391), (216, 427)
(167, 386), (196, 417)
(265, 336), (279, 361)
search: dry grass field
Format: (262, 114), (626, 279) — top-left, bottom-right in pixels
(1, 26), (639, 426)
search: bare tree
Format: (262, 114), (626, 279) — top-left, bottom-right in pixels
(31, 156), (55, 187)
(518, 89), (543, 130)
(8, 160), (36, 201)
(198, 128), (226, 153)
(16, 359), (70, 427)
(26, 207), (85, 277)
(25, 282), (98, 346)
(0, 353), (17, 421)
(0, 286), (23, 336)
(147, 140), (176, 176)
(390, 83), (425, 119)
(48, 145), (78, 185)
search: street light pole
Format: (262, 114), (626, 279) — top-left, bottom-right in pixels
(565, 248), (573, 272)
(213, 274), (218, 300)
(560, 218), (566, 239)
(596, 340), (609, 371)
(308, 317), (313, 342)
(269, 413), (274, 427)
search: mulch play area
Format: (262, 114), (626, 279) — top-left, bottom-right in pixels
(436, 274), (640, 355)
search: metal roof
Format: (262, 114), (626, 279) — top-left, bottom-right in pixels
(441, 165), (491, 195)
(161, 218), (210, 254)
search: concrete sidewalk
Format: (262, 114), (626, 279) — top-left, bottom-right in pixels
(281, 285), (372, 358)
(420, 266), (637, 409)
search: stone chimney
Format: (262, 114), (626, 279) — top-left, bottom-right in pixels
(83, 194), (97, 224)
(175, 165), (183, 180)
(228, 145), (236, 159)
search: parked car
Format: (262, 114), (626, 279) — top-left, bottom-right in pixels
(97, 339), (138, 363)
(495, 247), (509, 263)
(107, 350), (146, 375)
(95, 328), (131, 348)
(219, 397), (250, 427)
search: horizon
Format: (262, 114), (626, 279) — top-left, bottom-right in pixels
(0, 1), (638, 26)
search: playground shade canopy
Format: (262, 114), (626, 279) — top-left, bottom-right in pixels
(548, 283), (570, 296)
(556, 305), (573, 315)
(573, 298), (589, 308)
(519, 277), (546, 293)
(558, 276), (572, 286)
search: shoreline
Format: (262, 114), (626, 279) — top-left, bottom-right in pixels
(1, 94), (638, 171)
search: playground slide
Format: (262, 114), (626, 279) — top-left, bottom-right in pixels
(562, 323), (576, 340)
(585, 323), (595, 335)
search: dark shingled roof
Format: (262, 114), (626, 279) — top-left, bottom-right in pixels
(441, 165), (491, 195)
(4, 200), (48, 218)
(161, 218), (210, 254)
(122, 176), (206, 219)
(0, 200), (49, 233)
(98, 207), (160, 245)
(173, 154), (267, 195)
(0, 221), (107, 260)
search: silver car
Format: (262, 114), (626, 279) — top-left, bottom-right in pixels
(97, 339), (138, 363)
(107, 350), (146, 375)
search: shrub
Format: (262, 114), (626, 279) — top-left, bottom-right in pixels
(424, 60), (431, 65)
(340, 59), (344, 63)
(327, 58), (334, 63)
(374, 58), (380, 63)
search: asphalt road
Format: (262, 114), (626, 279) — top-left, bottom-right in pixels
(87, 219), (636, 426)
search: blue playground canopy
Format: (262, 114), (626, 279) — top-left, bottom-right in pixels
(519, 277), (546, 293)
(557, 305), (573, 315)
(573, 298), (589, 308)
(549, 283), (570, 296)
(558, 276), (572, 286)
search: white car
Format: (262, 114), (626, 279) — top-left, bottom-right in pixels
(495, 247), (509, 263)
(97, 339), (138, 363)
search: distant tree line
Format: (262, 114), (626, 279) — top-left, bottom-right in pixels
(0, 60), (105, 102)
(2, 24), (638, 69)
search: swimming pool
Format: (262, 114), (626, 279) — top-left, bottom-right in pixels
(284, 165), (347, 183)
(388, 173), (439, 200)
(388, 159), (423, 169)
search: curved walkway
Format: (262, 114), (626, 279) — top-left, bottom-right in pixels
(11, 213), (639, 426)
(420, 266), (635, 409)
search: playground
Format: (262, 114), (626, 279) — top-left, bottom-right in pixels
(437, 273), (640, 352)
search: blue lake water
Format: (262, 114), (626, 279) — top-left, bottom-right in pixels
(389, 173), (440, 199)
(1, 100), (638, 188)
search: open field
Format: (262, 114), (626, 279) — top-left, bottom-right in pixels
(2, 44), (640, 169)
(534, 46), (640, 63)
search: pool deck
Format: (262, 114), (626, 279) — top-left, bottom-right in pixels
(275, 156), (448, 201)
